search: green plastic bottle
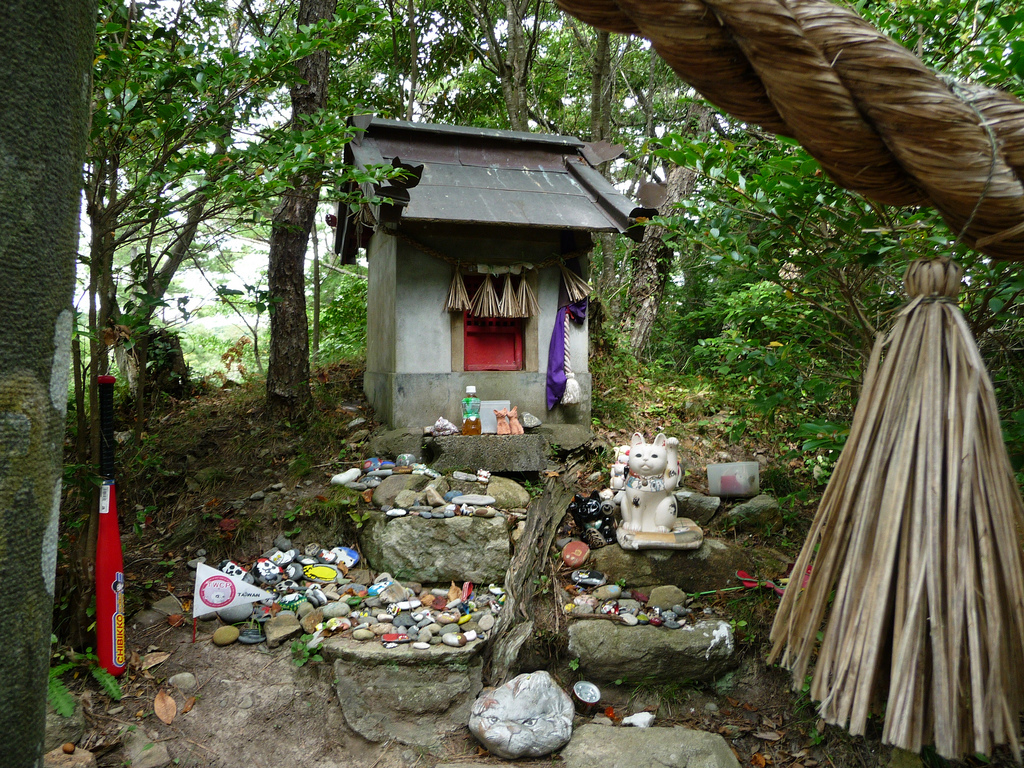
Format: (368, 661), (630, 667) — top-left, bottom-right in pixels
(462, 386), (481, 435)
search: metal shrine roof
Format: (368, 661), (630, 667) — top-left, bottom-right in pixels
(334, 116), (650, 260)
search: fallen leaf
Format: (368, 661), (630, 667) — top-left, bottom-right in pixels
(751, 754), (767, 768)
(447, 582), (461, 602)
(141, 651), (171, 670)
(218, 518), (239, 531)
(129, 650), (142, 670)
(754, 731), (782, 741)
(167, 614), (185, 627)
(726, 696), (740, 707)
(154, 689), (176, 725)
(180, 696), (196, 715)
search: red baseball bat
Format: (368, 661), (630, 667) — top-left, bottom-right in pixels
(96, 375), (126, 676)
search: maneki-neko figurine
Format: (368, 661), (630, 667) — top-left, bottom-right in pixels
(614, 432), (702, 551)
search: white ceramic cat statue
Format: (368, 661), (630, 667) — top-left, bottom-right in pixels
(615, 432), (703, 551)
(618, 432), (680, 532)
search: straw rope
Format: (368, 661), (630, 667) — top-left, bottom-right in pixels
(768, 257), (1024, 759)
(555, 0), (1024, 261)
(562, 310), (581, 404)
(397, 231), (591, 317)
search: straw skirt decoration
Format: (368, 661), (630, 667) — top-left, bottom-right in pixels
(769, 257), (1024, 759)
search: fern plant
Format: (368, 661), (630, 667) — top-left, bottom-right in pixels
(48, 638), (123, 716)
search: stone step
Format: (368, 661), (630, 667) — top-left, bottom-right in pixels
(321, 634), (485, 749)
(567, 619), (737, 685)
(559, 724), (740, 768)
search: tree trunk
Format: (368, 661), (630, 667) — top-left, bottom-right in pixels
(0, 3), (95, 766)
(502, 0), (532, 131)
(405, 0), (418, 120)
(588, 32), (616, 299)
(266, 0), (337, 418)
(589, 30), (612, 145)
(489, 471), (576, 684)
(621, 106), (714, 356)
(467, 0), (538, 131)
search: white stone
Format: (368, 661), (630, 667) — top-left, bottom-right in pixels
(333, 468), (362, 487)
(622, 712), (655, 727)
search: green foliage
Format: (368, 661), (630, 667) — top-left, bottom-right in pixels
(291, 634), (324, 667)
(317, 268), (368, 362)
(637, 125), (1024, 462)
(49, 640), (123, 716)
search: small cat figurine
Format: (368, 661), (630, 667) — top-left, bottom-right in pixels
(507, 406), (524, 435)
(494, 408), (511, 435)
(618, 432), (680, 533)
(468, 671), (574, 759)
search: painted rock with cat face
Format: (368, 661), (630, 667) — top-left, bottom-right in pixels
(469, 670), (574, 759)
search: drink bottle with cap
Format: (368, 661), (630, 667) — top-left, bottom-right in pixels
(462, 386), (481, 435)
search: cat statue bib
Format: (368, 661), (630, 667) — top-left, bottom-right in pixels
(614, 432), (703, 551)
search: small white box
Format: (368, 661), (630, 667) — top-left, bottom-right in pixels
(707, 461), (759, 497)
(480, 400), (511, 434)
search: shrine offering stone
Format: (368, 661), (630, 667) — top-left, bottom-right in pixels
(468, 671), (574, 759)
(358, 511), (510, 583)
(430, 434), (548, 473)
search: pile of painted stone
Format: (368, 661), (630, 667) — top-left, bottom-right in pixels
(343, 576), (504, 649)
(333, 459), (504, 520)
(331, 455), (442, 490)
(562, 568), (694, 629)
(199, 539), (505, 650)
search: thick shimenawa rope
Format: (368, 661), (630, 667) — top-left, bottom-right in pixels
(554, 0), (1024, 262)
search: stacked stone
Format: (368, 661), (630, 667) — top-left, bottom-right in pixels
(345, 575), (503, 649)
(563, 569), (694, 630)
(200, 540), (505, 651)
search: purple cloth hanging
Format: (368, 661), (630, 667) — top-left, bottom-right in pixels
(546, 298), (588, 409)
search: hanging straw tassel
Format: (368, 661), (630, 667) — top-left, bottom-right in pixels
(498, 273), (522, 318)
(470, 273), (500, 317)
(516, 274), (540, 317)
(445, 269), (472, 312)
(769, 257), (1024, 760)
(559, 262), (591, 302)
(561, 310), (581, 404)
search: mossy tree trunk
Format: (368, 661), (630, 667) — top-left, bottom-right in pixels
(0, 2), (96, 765)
